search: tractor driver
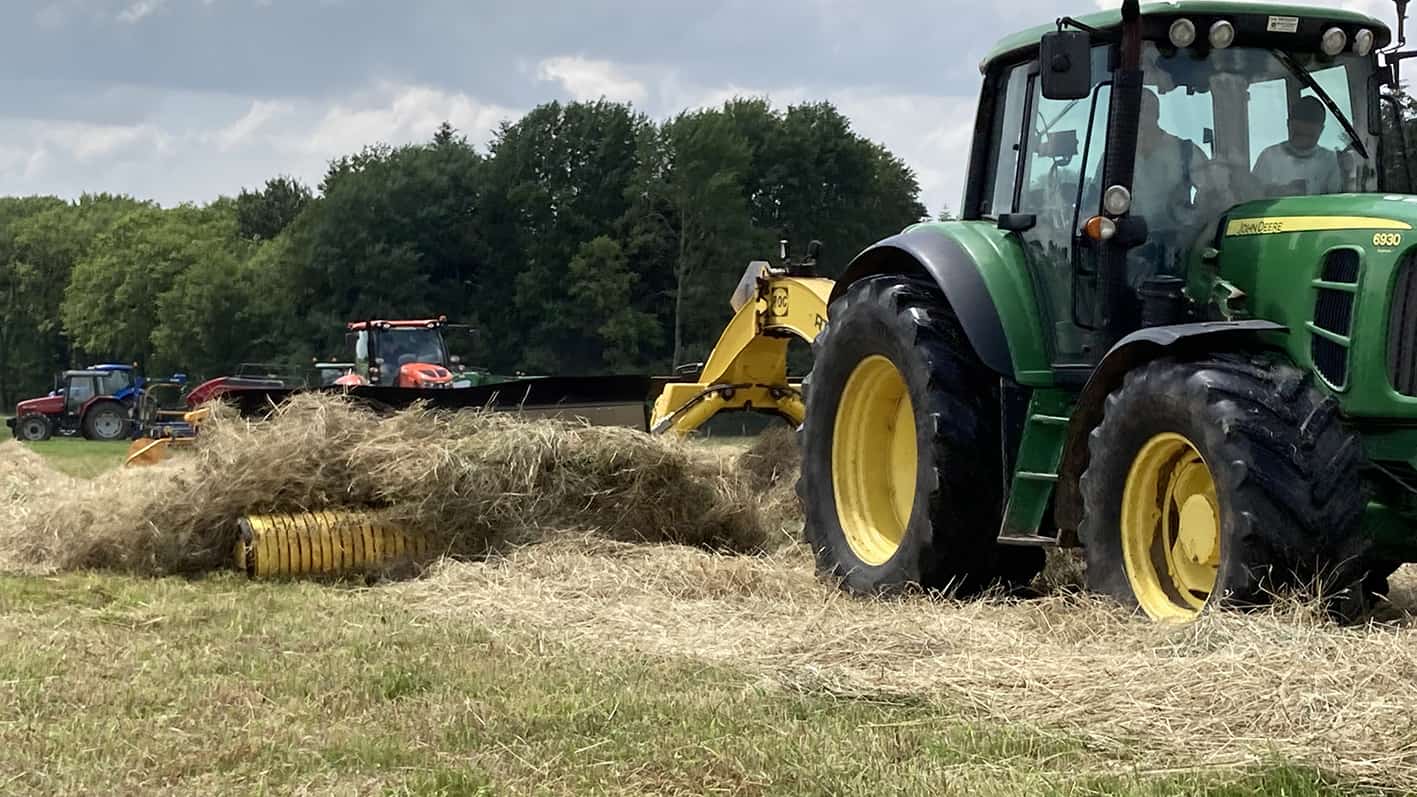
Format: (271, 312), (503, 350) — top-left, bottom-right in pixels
(1252, 96), (1342, 197)
(1127, 88), (1208, 289)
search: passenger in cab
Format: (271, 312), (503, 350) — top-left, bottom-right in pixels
(1252, 96), (1342, 196)
(1129, 88), (1208, 288)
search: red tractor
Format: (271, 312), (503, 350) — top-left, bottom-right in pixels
(334, 317), (458, 389)
(7, 369), (135, 442)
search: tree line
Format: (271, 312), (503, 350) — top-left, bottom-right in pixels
(0, 98), (927, 408)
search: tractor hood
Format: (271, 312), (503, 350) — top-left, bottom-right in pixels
(14, 395), (63, 417)
(1202, 192), (1417, 419)
(1217, 194), (1417, 239)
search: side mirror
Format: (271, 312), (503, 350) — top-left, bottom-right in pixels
(997, 213), (1038, 233)
(449, 354), (462, 365)
(1040, 30), (1092, 100)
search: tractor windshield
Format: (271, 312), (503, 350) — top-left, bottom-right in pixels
(1128, 43), (1378, 284)
(378, 327), (448, 368)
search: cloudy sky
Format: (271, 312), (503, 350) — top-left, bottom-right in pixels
(1, 0), (1400, 217)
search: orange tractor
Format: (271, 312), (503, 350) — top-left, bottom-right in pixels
(331, 317), (459, 389)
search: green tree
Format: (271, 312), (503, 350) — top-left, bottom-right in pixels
(0, 194), (149, 407)
(62, 203), (241, 373)
(550, 236), (659, 371)
(235, 176), (313, 241)
(285, 133), (486, 356)
(481, 100), (651, 372)
(634, 108), (770, 367)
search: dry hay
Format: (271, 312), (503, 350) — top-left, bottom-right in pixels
(0, 394), (779, 576)
(732, 425), (802, 539)
(5, 394), (1417, 787)
(402, 542), (1417, 792)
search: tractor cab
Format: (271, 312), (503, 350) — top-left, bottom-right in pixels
(342, 317), (458, 389)
(975, 2), (1397, 372)
(87, 364), (142, 402)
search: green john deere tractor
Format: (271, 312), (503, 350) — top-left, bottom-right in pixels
(801, 0), (1417, 620)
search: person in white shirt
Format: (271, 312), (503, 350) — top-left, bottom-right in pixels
(1252, 96), (1342, 196)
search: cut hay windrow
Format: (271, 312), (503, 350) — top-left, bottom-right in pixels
(0, 394), (792, 577)
(402, 542), (1417, 793)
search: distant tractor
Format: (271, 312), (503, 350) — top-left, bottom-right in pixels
(337, 317), (460, 389)
(796, 0), (1417, 620)
(8, 368), (137, 442)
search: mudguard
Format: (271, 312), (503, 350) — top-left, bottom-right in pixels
(835, 227), (1015, 377)
(1053, 320), (1287, 533)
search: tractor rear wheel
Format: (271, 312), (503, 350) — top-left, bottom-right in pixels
(1080, 357), (1370, 621)
(14, 415), (53, 442)
(799, 274), (1043, 596)
(82, 401), (130, 442)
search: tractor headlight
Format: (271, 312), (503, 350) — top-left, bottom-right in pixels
(1209, 20), (1235, 49)
(1103, 185), (1133, 216)
(1322, 27), (1348, 56)
(1353, 28), (1375, 57)
(1168, 18), (1197, 48)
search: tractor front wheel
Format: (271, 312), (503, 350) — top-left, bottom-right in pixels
(82, 401), (131, 442)
(1080, 357), (1371, 621)
(799, 275), (1042, 596)
(14, 415), (53, 442)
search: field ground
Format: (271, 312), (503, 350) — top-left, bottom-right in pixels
(15, 437), (129, 478)
(0, 438), (1413, 795)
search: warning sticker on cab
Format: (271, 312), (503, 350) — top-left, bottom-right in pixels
(1267, 16), (1300, 33)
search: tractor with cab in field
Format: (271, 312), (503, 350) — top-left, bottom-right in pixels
(796, 0), (1417, 620)
(8, 366), (140, 442)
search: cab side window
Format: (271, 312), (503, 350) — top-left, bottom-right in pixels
(979, 64), (1031, 218)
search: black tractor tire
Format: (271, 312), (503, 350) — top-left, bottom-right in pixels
(1080, 356), (1372, 619)
(82, 400), (131, 442)
(799, 274), (1043, 596)
(14, 414), (53, 442)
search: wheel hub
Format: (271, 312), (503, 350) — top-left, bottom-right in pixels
(832, 355), (917, 566)
(1120, 432), (1221, 622)
(1177, 493), (1219, 565)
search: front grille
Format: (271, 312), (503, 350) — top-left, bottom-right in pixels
(1322, 249), (1361, 283)
(1312, 336), (1349, 387)
(1313, 250), (1359, 389)
(1314, 288), (1354, 336)
(1389, 254), (1417, 395)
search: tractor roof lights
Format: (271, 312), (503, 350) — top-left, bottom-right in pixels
(1209, 20), (1235, 49)
(1353, 28), (1374, 56)
(1322, 26), (1348, 56)
(1168, 18), (1197, 48)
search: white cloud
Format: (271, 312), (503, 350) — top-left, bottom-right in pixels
(117, 0), (167, 23)
(0, 82), (521, 205)
(45, 120), (173, 161)
(536, 56), (649, 104)
(213, 99), (291, 151)
(302, 82), (517, 157)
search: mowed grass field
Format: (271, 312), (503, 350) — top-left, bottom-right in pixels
(0, 437), (1403, 796)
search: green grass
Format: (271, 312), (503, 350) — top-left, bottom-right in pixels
(16, 438), (129, 478)
(0, 573), (1369, 796)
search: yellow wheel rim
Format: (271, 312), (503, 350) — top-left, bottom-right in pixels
(1121, 432), (1222, 622)
(832, 355), (918, 566)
